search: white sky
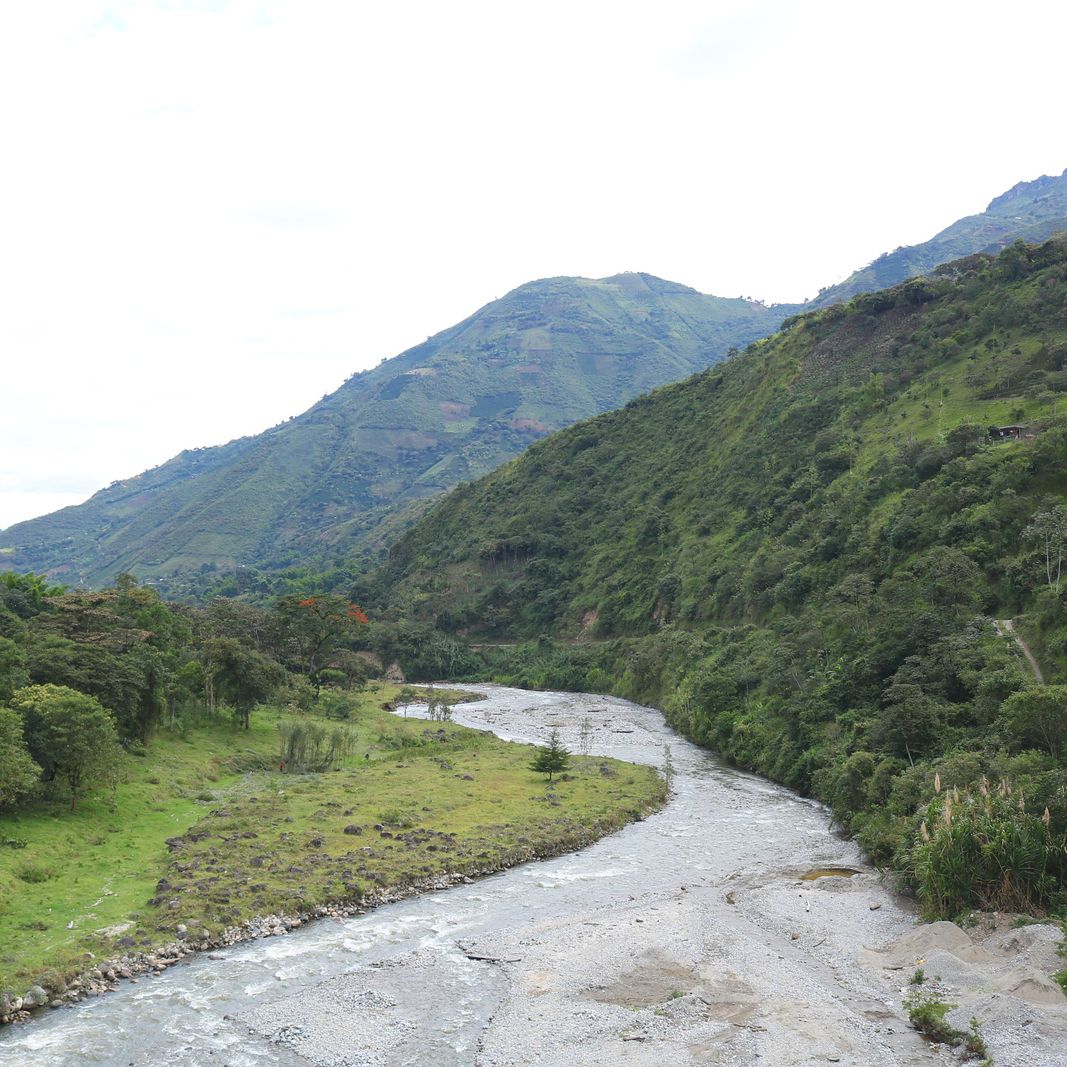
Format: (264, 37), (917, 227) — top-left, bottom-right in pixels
(2, 0), (1066, 531)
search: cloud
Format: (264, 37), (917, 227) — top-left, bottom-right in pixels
(668, 3), (797, 80)
(1, 0), (1066, 529)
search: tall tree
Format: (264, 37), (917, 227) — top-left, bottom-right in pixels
(12, 684), (122, 810)
(0, 636), (28, 702)
(0, 706), (40, 808)
(1024, 505), (1067, 593)
(274, 594), (368, 684)
(1000, 685), (1067, 758)
(202, 638), (285, 729)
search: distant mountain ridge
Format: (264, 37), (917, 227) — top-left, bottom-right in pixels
(4, 167), (1067, 589)
(0, 273), (786, 587)
(809, 168), (1067, 308)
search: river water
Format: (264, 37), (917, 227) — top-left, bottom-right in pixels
(0, 685), (955, 1066)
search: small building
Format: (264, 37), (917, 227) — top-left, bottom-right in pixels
(991, 424), (1026, 441)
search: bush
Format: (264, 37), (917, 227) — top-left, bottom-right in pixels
(908, 783), (1066, 918)
(277, 720), (354, 771)
(904, 989), (989, 1060)
(16, 862), (56, 884)
(315, 689), (356, 721)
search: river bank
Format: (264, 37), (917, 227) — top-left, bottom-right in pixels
(0, 688), (664, 1030)
(1, 684), (1063, 1066)
(0, 815), (654, 1026)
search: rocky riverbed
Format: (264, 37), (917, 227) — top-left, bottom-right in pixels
(1, 684), (1063, 1065)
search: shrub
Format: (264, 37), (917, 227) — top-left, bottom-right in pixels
(908, 781), (1065, 918)
(16, 862), (56, 884)
(277, 720), (354, 771)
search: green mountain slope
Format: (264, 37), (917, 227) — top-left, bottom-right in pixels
(0, 274), (785, 587)
(373, 239), (1067, 913)
(6, 169), (1067, 593)
(810, 168), (1067, 308)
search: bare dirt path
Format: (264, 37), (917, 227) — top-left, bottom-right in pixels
(995, 618), (1045, 682)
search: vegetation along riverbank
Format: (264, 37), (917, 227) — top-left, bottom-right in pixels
(368, 239), (1067, 924)
(0, 576), (665, 1025)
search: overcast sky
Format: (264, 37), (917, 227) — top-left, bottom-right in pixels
(2, 0), (1065, 531)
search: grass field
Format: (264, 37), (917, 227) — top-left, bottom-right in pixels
(0, 684), (665, 999)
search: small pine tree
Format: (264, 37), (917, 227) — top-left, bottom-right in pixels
(662, 743), (675, 790)
(530, 728), (570, 782)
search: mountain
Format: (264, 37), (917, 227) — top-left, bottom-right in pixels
(0, 273), (786, 588)
(809, 168), (1067, 308)
(370, 238), (1067, 913)
(7, 168), (1067, 591)
(376, 239), (1067, 645)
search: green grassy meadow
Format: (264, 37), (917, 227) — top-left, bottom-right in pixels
(0, 684), (664, 996)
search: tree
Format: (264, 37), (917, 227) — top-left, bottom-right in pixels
(875, 683), (946, 765)
(12, 684), (122, 810)
(274, 594), (369, 684)
(0, 572), (62, 620)
(202, 638), (285, 729)
(530, 728), (570, 782)
(829, 573), (874, 634)
(1024, 506), (1067, 594)
(0, 636), (28, 702)
(427, 692), (455, 722)
(1000, 685), (1067, 758)
(911, 546), (982, 617)
(0, 706), (40, 808)
(24, 632), (160, 740)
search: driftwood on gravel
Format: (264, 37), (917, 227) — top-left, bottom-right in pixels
(461, 951), (523, 964)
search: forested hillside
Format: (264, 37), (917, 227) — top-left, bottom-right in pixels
(0, 275), (784, 591)
(6, 170), (1067, 599)
(373, 238), (1067, 915)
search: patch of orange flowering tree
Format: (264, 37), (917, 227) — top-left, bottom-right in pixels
(274, 593), (369, 686)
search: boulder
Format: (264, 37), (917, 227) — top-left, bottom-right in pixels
(23, 985), (48, 1008)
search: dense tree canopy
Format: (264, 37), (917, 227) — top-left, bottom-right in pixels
(0, 706), (40, 808)
(12, 685), (122, 810)
(0, 573), (376, 807)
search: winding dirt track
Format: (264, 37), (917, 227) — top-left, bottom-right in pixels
(996, 618), (1045, 682)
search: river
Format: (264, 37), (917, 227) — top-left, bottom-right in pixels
(3, 684), (1058, 1066)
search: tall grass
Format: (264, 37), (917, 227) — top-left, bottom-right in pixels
(277, 720), (355, 772)
(909, 778), (1065, 919)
